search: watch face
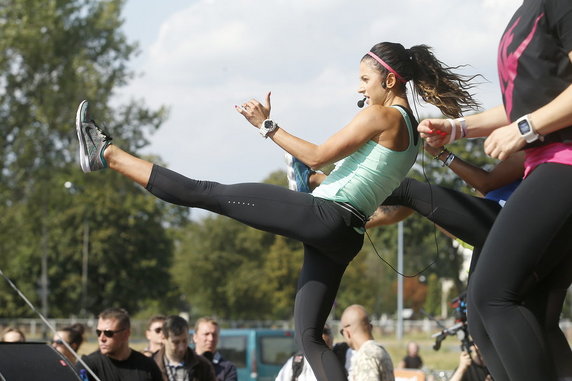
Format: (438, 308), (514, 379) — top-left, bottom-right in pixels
(518, 118), (531, 134)
(264, 120), (274, 130)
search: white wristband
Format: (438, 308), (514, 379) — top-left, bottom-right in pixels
(447, 119), (457, 144)
(456, 118), (467, 138)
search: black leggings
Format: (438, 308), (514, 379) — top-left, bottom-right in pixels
(145, 165), (362, 381)
(383, 176), (572, 380)
(383, 177), (501, 274)
(467, 163), (572, 381)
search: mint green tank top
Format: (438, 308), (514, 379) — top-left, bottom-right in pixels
(311, 105), (419, 218)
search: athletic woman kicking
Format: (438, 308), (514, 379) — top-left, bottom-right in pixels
(75, 42), (478, 381)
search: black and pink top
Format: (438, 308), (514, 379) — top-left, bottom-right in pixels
(498, 0), (572, 175)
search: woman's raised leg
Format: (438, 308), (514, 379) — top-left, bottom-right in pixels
(104, 145), (153, 188)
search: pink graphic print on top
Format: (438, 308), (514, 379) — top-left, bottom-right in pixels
(498, 14), (544, 118)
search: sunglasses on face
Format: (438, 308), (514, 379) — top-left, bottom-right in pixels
(51, 339), (65, 345)
(96, 327), (127, 338)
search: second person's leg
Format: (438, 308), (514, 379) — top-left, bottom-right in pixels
(383, 178), (500, 247)
(468, 163), (572, 381)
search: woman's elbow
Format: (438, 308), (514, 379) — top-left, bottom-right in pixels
(307, 157), (328, 170)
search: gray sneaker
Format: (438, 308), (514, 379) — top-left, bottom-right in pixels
(75, 100), (112, 173)
(285, 153), (311, 193)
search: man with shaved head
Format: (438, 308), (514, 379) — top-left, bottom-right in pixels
(340, 304), (394, 381)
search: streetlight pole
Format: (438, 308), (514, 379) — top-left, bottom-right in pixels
(396, 221), (404, 340)
(64, 181), (89, 316)
(81, 216), (89, 317)
(40, 222), (49, 325)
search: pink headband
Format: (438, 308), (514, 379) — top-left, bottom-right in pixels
(366, 51), (407, 83)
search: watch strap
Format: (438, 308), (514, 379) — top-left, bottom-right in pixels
(517, 115), (540, 143)
(259, 119), (278, 138)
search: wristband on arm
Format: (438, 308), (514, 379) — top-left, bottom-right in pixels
(456, 118), (467, 138)
(447, 119), (457, 144)
(443, 152), (456, 167)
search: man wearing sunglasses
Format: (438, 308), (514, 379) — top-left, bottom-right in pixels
(144, 315), (167, 357)
(78, 307), (162, 381)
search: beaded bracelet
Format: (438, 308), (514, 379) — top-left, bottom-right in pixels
(433, 148), (449, 160)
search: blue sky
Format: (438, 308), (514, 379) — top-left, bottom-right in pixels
(118, 0), (521, 218)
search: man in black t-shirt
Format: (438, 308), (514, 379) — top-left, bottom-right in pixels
(77, 307), (162, 381)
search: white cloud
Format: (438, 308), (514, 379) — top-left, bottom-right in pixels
(119, 0), (522, 215)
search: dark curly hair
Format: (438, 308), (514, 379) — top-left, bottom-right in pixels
(363, 42), (481, 118)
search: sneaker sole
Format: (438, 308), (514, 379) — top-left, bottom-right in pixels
(284, 153), (297, 191)
(75, 100), (91, 173)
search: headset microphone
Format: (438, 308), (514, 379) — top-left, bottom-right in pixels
(357, 98), (366, 108)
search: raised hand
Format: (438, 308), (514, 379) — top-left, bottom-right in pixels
(235, 91), (272, 129)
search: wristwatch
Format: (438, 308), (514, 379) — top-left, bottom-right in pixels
(516, 115), (540, 143)
(259, 119), (279, 138)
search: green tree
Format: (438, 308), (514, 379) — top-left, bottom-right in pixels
(337, 250), (383, 318)
(423, 273), (441, 317)
(0, 0), (185, 318)
(261, 236), (303, 319)
(172, 216), (273, 319)
(171, 171), (304, 320)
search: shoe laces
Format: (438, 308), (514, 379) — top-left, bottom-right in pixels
(89, 119), (113, 142)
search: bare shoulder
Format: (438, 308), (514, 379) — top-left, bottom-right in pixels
(357, 105), (403, 132)
(361, 104), (403, 120)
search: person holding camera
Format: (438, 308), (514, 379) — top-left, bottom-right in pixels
(449, 345), (491, 381)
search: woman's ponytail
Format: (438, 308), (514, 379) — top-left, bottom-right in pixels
(364, 42), (480, 118)
(409, 44), (480, 118)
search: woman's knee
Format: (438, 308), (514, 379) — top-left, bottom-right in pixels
(298, 326), (323, 351)
(467, 276), (491, 315)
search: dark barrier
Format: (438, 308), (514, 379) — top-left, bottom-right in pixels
(0, 342), (82, 380)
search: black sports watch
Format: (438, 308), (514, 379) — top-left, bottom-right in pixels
(516, 115), (540, 143)
(259, 119), (279, 138)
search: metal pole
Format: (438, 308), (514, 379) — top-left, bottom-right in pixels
(65, 181), (89, 317)
(397, 221), (403, 340)
(41, 246), (49, 318)
(81, 217), (89, 316)
(40, 222), (49, 338)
